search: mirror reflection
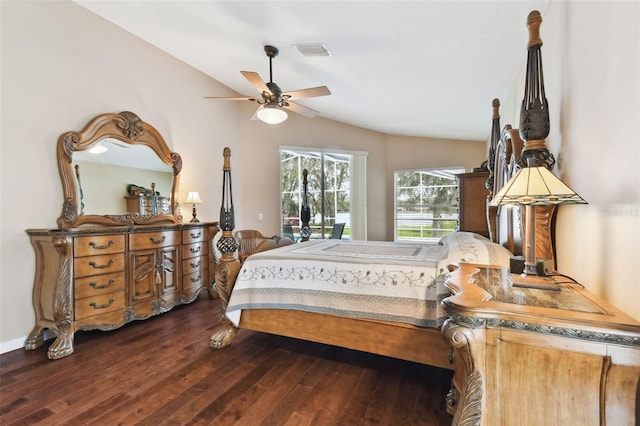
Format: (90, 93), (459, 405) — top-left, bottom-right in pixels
(73, 139), (173, 215)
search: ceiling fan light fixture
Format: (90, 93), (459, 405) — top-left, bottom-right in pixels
(257, 106), (288, 124)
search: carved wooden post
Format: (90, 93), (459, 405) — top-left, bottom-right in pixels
(299, 168), (312, 241)
(485, 99), (500, 242)
(210, 147), (242, 349)
(442, 316), (487, 426)
(518, 10), (557, 267)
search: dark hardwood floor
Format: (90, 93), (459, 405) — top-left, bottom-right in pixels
(0, 294), (453, 425)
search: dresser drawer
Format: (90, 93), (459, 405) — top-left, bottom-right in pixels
(74, 235), (125, 257)
(75, 290), (126, 320)
(182, 241), (207, 259)
(182, 255), (207, 275)
(129, 230), (179, 251)
(74, 253), (125, 278)
(75, 271), (126, 299)
(182, 269), (208, 291)
(182, 227), (207, 244)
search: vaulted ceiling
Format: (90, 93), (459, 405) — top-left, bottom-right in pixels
(74, 0), (551, 141)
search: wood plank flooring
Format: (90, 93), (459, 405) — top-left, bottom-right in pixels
(0, 294), (453, 425)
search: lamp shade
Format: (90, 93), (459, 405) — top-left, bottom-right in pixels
(490, 166), (587, 206)
(185, 191), (202, 204)
(257, 105), (287, 124)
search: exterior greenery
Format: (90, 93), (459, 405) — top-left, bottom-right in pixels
(281, 150), (351, 238)
(395, 168), (463, 241)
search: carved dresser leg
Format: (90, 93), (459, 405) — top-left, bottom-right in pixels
(24, 326), (46, 350)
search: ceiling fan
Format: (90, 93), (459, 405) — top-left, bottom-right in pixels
(205, 45), (331, 124)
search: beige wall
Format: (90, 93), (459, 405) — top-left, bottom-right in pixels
(496, 1), (639, 320)
(1, 0), (638, 352)
(0, 0), (241, 350)
(0, 1), (485, 350)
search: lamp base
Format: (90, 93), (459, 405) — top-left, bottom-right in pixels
(507, 273), (560, 291)
(190, 205), (199, 223)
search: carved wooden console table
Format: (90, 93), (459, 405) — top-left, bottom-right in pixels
(442, 263), (640, 425)
(25, 222), (218, 360)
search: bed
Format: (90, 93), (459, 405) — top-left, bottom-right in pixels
(213, 234), (511, 369)
(210, 97), (555, 369)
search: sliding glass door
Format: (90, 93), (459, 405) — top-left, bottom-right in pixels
(280, 147), (367, 240)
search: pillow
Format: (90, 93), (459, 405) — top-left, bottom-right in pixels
(437, 232), (512, 272)
(438, 231), (490, 246)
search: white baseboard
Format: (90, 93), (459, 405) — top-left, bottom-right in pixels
(1, 336), (26, 354)
(1, 330), (55, 355)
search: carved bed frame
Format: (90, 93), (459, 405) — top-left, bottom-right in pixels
(209, 145), (554, 371)
(209, 11), (557, 371)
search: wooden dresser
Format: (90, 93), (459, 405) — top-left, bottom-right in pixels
(25, 222), (218, 360)
(124, 195), (170, 215)
(457, 171), (490, 238)
(441, 263), (640, 425)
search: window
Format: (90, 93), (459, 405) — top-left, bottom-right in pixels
(394, 167), (464, 243)
(280, 147), (367, 240)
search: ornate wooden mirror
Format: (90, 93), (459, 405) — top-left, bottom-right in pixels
(56, 111), (183, 228)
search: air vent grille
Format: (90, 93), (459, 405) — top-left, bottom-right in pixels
(295, 43), (332, 57)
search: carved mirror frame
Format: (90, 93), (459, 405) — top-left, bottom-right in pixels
(57, 111), (183, 228)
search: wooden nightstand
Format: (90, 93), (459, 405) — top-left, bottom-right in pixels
(441, 263), (640, 426)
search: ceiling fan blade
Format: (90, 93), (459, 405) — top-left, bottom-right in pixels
(282, 101), (320, 118)
(241, 71), (270, 94)
(283, 86), (331, 100)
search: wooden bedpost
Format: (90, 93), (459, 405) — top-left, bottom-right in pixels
(518, 10), (557, 268)
(299, 168), (312, 241)
(210, 147), (242, 349)
(485, 98), (500, 242)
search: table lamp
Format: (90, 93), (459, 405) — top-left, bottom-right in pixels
(185, 191), (203, 223)
(489, 166), (587, 286)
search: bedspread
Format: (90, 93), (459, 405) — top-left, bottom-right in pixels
(225, 240), (451, 328)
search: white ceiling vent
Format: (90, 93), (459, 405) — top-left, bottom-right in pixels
(295, 43), (332, 57)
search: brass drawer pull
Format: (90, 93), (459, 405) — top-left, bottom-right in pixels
(190, 275), (201, 283)
(88, 259), (114, 269)
(89, 279), (115, 290)
(190, 246), (201, 254)
(149, 236), (166, 244)
(88, 240), (114, 250)
(190, 231), (202, 239)
(190, 260), (201, 268)
(89, 298), (115, 310)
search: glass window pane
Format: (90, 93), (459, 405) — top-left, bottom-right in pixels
(394, 168), (464, 242)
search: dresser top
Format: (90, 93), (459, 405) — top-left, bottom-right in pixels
(26, 221), (218, 237)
